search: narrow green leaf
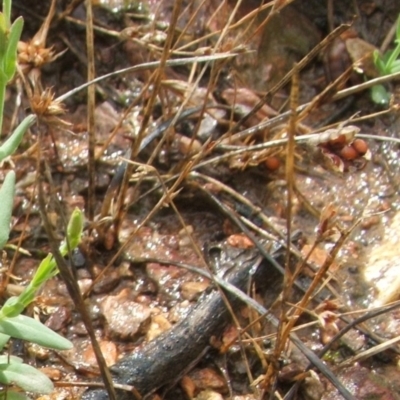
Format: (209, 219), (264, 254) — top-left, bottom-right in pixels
(30, 254), (57, 289)
(396, 14), (400, 42)
(0, 12), (7, 33)
(0, 114), (36, 162)
(0, 170), (15, 250)
(390, 59), (400, 73)
(0, 315), (73, 350)
(385, 46), (400, 73)
(3, 17), (23, 81)
(0, 15), (8, 60)
(382, 49), (393, 65)
(2, 0), (11, 27)
(373, 50), (386, 75)
(0, 362), (53, 393)
(0, 69), (7, 134)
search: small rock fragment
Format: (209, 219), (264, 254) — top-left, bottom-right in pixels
(194, 390), (224, 400)
(100, 288), (151, 340)
(27, 343), (50, 361)
(227, 234), (254, 249)
(189, 368), (227, 394)
(146, 263), (182, 286)
(83, 340), (118, 367)
(92, 269), (121, 294)
(45, 306), (71, 332)
(169, 300), (192, 323)
(38, 367), (62, 381)
(181, 281), (209, 301)
(78, 278), (92, 295)
(146, 314), (172, 341)
(181, 375), (197, 399)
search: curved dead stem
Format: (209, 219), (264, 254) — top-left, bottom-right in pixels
(36, 145), (118, 400)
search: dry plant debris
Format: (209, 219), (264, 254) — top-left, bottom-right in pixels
(2, 0), (400, 399)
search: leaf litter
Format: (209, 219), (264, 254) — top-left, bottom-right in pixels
(4, 0), (400, 399)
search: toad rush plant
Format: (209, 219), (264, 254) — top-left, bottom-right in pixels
(0, 0), (80, 398)
(371, 13), (400, 105)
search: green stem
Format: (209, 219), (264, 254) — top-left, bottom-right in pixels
(2, 0), (11, 27)
(0, 79), (6, 136)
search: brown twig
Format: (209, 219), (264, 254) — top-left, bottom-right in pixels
(36, 169), (117, 400)
(231, 23), (351, 132)
(86, 0), (96, 222)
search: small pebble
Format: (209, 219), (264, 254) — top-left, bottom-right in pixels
(189, 368), (228, 393)
(45, 306), (71, 332)
(92, 269), (120, 294)
(146, 314), (172, 341)
(181, 375), (196, 399)
(194, 390), (223, 400)
(227, 233), (254, 249)
(38, 367), (62, 381)
(100, 288), (151, 340)
(83, 340), (118, 367)
(181, 281), (210, 301)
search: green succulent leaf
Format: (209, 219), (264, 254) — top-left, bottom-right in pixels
(0, 315), (73, 350)
(0, 114), (36, 162)
(0, 361), (53, 393)
(0, 355), (22, 364)
(0, 170), (15, 250)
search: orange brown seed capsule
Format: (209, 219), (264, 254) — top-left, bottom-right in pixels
(328, 134), (347, 149)
(340, 145), (358, 160)
(265, 156), (280, 171)
(351, 139), (368, 156)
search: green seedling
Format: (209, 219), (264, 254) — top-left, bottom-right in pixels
(371, 14), (400, 104)
(0, 208), (84, 320)
(0, 2), (83, 396)
(0, 208), (82, 397)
